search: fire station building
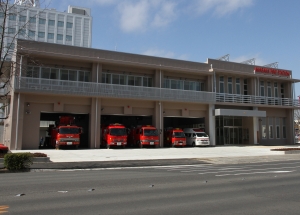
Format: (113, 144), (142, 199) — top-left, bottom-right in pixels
(4, 39), (299, 149)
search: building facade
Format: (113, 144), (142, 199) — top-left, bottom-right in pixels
(4, 40), (299, 149)
(1, 2), (92, 60)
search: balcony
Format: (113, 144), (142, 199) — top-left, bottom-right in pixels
(216, 93), (300, 107)
(14, 77), (215, 104)
(14, 77), (300, 108)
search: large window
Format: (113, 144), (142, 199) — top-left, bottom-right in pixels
(57, 34), (63, 40)
(57, 21), (64, 27)
(164, 78), (203, 91)
(28, 30), (35, 37)
(9, 13), (16, 21)
(228, 77), (232, 94)
(236, 78), (240, 94)
(268, 117), (273, 139)
(267, 82), (271, 97)
(27, 66), (90, 82)
(102, 72), (152, 87)
(19, 15), (26, 22)
(8, 28), (16, 34)
(261, 117), (266, 139)
(48, 33), (54, 39)
(66, 22), (73, 28)
(282, 118), (286, 138)
(276, 118), (280, 139)
(219, 76), (224, 93)
(66, 35), (72, 41)
(38, 32), (45, 38)
(260, 81), (265, 96)
(274, 82), (278, 97)
(29, 17), (36, 23)
(39, 18), (46, 25)
(48, 20), (55, 26)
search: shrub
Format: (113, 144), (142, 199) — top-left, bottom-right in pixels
(4, 153), (33, 170)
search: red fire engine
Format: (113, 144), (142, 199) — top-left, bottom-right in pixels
(48, 116), (82, 149)
(101, 123), (128, 149)
(128, 125), (159, 148)
(164, 127), (186, 147)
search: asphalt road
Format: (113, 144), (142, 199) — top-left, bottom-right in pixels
(1, 160), (300, 215)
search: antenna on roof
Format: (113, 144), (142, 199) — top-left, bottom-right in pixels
(240, 58), (255, 65)
(263, 62), (278, 68)
(217, 54), (230, 61)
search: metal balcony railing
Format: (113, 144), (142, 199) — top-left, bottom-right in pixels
(14, 77), (216, 104)
(14, 77), (300, 107)
(216, 93), (300, 107)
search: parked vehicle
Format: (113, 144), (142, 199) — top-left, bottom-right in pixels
(101, 123), (127, 149)
(0, 143), (9, 154)
(48, 116), (82, 149)
(183, 128), (210, 147)
(164, 127), (186, 147)
(128, 125), (159, 148)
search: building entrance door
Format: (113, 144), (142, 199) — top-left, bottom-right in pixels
(224, 127), (242, 145)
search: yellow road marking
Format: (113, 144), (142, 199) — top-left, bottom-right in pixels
(0, 205), (9, 214)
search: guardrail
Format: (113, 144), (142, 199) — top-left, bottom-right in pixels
(216, 93), (300, 107)
(14, 77), (216, 104)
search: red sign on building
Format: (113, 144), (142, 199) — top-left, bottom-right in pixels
(254, 67), (290, 77)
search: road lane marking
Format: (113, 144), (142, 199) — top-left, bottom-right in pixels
(0, 205), (9, 214)
(216, 170), (294, 177)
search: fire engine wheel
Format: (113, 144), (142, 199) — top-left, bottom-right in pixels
(55, 145), (60, 150)
(137, 141), (142, 148)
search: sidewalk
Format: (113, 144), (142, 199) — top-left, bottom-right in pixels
(10, 145), (300, 169)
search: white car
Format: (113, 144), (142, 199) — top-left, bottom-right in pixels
(183, 128), (210, 147)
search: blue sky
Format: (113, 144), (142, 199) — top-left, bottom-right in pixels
(43, 0), (300, 98)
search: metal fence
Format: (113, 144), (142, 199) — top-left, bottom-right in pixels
(15, 77), (216, 104)
(14, 77), (300, 107)
(216, 93), (300, 107)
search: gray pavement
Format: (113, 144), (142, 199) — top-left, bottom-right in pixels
(9, 145), (300, 169)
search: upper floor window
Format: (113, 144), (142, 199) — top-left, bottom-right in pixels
(26, 66), (40, 78)
(8, 27), (16, 34)
(228, 77), (232, 94)
(66, 22), (73, 28)
(39, 18), (46, 25)
(9, 14), (16, 21)
(236, 78), (240, 94)
(0, 12), (4, 18)
(219, 76), (224, 93)
(274, 82), (278, 97)
(48, 33), (54, 39)
(19, 15), (26, 22)
(280, 84), (284, 98)
(267, 82), (271, 97)
(19, 29), (26, 36)
(57, 21), (64, 27)
(260, 81), (265, 96)
(48, 20), (55, 26)
(57, 34), (63, 40)
(66, 35), (72, 41)
(102, 72), (152, 87)
(29, 17), (36, 23)
(38, 32), (45, 38)
(243, 79), (248, 95)
(28, 30), (35, 37)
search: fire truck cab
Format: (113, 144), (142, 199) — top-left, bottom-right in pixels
(129, 125), (159, 148)
(48, 116), (82, 149)
(101, 123), (128, 149)
(164, 127), (186, 147)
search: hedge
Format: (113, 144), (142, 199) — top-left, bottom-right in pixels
(4, 153), (33, 170)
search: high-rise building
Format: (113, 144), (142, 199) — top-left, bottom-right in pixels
(1, 0), (92, 59)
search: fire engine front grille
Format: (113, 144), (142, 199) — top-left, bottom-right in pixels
(59, 138), (80, 142)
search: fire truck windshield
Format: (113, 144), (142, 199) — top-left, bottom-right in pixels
(174, 132), (185, 137)
(143, 129), (158, 136)
(109, 128), (127, 136)
(59, 128), (80, 134)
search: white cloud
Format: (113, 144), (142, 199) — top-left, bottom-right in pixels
(118, 1), (150, 32)
(142, 48), (189, 60)
(191, 0), (254, 16)
(151, 1), (177, 27)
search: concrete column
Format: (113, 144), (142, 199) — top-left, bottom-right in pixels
(154, 101), (163, 147)
(89, 98), (101, 148)
(208, 104), (215, 146)
(253, 107), (258, 144)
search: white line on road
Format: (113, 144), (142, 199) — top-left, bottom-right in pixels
(215, 170), (294, 177)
